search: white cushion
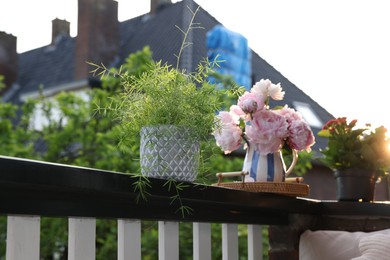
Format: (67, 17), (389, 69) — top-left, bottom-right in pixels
(299, 229), (390, 260)
(351, 233), (390, 260)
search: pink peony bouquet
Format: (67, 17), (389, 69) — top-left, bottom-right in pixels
(212, 79), (315, 155)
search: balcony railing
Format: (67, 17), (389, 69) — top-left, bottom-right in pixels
(2, 155), (390, 259)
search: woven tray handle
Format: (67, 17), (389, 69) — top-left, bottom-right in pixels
(216, 171), (248, 185)
(215, 171), (303, 185)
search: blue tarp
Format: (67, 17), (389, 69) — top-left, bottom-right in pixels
(206, 25), (251, 89)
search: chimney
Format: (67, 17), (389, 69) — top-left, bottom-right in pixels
(75, 0), (119, 80)
(52, 18), (70, 45)
(150, 0), (172, 15)
(0, 31), (18, 93)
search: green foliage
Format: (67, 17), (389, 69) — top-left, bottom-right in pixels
(40, 218), (68, 259)
(164, 178), (193, 217)
(205, 152), (245, 181)
(318, 117), (390, 177)
(26, 89), (137, 172)
(0, 99), (37, 158)
(113, 60), (223, 146)
(0, 216), (5, 260)
(0, 75), (5, 91)
(98, 46), (154, 93)
(282, 148), (313, 176)
(139, 221), (159, 259)
(96, 219), (118, 259)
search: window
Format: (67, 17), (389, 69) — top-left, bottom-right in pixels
(293, 101), (323, 128)
(30, 90), (90, 131)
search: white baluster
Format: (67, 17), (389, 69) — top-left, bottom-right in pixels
(118, 219), (141, 260)
(248, 224), (263, 260)
(158, 221), (179, 260)
(6, 215), (40, 260)
(193, 222), (211, 260)
(68, 217), (96, 260)
(222, 223), (238, 260)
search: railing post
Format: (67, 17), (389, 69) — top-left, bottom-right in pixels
(159, 221), (179, 260)
(6, 215), (40, 260)
(193, 222), (211, 260)
(118, 219), (141, 260)
(222, 223), (238, 260)
(248, 224), (263, 260)
(68, 217), (96, 260)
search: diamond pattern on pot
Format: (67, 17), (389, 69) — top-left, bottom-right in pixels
(140, 125), (200, 182)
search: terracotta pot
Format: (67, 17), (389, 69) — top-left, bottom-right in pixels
(334, 168), (376, 202)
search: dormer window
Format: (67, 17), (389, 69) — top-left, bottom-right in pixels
(293, 101), (323, 128)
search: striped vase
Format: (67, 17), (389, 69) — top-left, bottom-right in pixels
(242, 144), (298, 182)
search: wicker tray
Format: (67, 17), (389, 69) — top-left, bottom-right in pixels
(212, 172), (310, 197)
(212, 182), (309, 196)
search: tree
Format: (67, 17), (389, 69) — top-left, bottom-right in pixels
(0, 49), (150, 259)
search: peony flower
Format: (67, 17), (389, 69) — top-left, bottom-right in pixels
(229, 105), (245, 123)
(276, 105), (315, 151)
(213, 111), (243, 154)
(287, 119), (315, 152)
(245, 110), (289, 155)
(277, 105), (303, 122)
(237, 91), (265, 115)
(218, 111), (235, 125)
(213, 78), (315, 157)
(251, 78), (285, 100)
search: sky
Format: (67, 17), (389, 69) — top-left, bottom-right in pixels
(1, 0), (390, 130)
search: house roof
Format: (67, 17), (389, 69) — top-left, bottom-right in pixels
(6, 0), (333, 150)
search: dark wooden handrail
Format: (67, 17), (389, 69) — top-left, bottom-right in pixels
(1, 155), (390, 224)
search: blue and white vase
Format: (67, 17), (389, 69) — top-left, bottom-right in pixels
(242, 144), (298, 182)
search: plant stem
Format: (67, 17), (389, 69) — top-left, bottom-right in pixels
(175, 5), (201, 71)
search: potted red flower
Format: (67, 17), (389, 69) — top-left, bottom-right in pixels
(318, 117), (390, 201)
